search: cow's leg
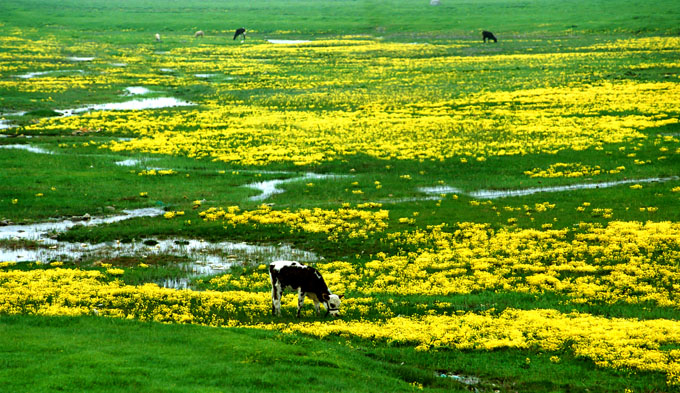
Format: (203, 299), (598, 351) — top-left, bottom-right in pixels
(297, 290), (305, 318)
(271, 280), (282, 316)
(313, 298), (321, 316)
(269, 276), (275, 315)
(270, 278), (276, 315)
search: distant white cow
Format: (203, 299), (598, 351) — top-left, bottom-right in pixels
(269, 260), (343, 318)
(194, 30), (204, 38)
(155, 33), (161, 42)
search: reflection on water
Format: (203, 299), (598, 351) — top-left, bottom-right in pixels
(0, 119), (17, 130)
(0, 111), (27, 130)
(0, 144), (53, 154)
(66, 56), (95, 62)
(0, 208), (164, 242)
(115, 158), (144, 166)
(419, 176), (679, 199)
(124, 86), (152, 95)
(56, 97), (193, 116)
(0, 207), (318, 289)
(14, 70), (85, 79)
(247, 173), (345, 201)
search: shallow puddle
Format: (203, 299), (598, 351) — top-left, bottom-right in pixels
(56, 97), (193, 116)
(15, 70), (84, 79)
(114, 159), (137, 166)
(0, 111), (27, 130)
(0, 207), (318, 289)
(0, 144), (53, 154)
(438, 373), (481, 386)
(1, 237), (316, 276)
(0, 208), (164, 242)
(124, 86), (152, 95)
(246, 173), (344, 201)
(0, 119), (16, 130)
(419, 176), (680, 200)
(15, 71), (53, 79)
(66, 56), (95, 62)
(468, 177), (679, 199)
(115, 158), (149, 167)
(15, 71), (55, 79)
(418, 185), (464, 196)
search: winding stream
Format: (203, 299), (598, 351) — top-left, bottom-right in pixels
(418, 176), (679, 200)
(246, 173), (345, 201)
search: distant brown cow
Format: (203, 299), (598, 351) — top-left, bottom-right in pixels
(194, 30), (204, 38)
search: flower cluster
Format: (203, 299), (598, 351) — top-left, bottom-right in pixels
(199, 204), (389, 240)
(10, 36), (678, 165)
(3, 267), (680, 384)
(138, 169), (177, 176)
(365, 221), (680, 309)
(524, 163), (626, 178)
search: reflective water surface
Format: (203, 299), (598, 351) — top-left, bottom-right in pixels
(0, 208), (318, 289)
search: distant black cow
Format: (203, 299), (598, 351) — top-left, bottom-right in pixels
(269, 260), (343, 318)
(482, 30), (497, 43)
(233, 27), (246, 41)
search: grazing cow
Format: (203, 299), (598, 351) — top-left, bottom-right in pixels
(233, 27), (246, 41)
(155, 33), (161, 42)
(194, 30), (204, 38)
(269, 260), (343, 318)
(482, 30), (497, 43)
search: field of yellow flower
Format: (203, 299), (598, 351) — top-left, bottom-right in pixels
(2, 0), (680, 391)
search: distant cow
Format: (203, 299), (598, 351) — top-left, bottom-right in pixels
(482, 30), (497, 43)
(269, 260), (343, 318)
(194, 30), (204, 38)
(233, 27), (246, 41)
(155, 33), (161, 42)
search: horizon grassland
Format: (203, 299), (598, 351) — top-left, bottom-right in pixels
(1, 0), (680, 392)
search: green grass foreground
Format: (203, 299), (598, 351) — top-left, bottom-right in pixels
(0, 315), (447, 393)
(0, 314), (661, 393)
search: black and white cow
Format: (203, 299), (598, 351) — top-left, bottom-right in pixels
(269, 260), (343, 318)
(233, 27), (246, 41)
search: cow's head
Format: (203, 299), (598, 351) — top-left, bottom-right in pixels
(323, 294), (343, 317)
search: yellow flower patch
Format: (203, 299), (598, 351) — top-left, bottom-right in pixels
(11, 35), (678, 166)
(200, 204), (389, 240)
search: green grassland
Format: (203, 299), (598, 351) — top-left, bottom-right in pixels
(1, 0), (680, 392)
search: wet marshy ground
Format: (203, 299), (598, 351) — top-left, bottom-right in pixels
(0, 208), (318, 289)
